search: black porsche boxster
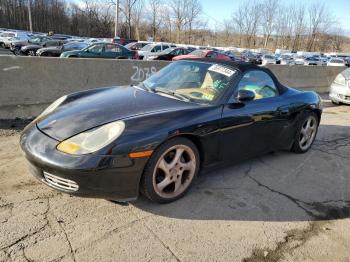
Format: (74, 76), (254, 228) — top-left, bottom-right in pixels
(20, 59), (322, 203)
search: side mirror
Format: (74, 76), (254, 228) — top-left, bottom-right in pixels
(236, 89), (255, 102)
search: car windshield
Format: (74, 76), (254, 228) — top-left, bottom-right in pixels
(142, 61), (236, 104)
(141, 44), (154, 51)
(28, 37), (43, 43)
(331, 59), (343, 63)
(162, 47), (175, 54)
(64, 42), (88, 49)
(188, 50), (206, 57)
(264, 55), (275, 59)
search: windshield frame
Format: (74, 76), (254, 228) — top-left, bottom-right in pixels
(141, 60), (239, 105)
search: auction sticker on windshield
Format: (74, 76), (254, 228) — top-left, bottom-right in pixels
(208, 64), (236, 77)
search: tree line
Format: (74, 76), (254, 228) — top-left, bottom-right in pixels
(0, 0), (348, 52)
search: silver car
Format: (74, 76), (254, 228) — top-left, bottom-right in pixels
(329, 68), (350, 105)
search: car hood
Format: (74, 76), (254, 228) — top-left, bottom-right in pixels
(37, 85), (199, 141)
(61, 50), (79, 57)
(38, 46), (60, 52)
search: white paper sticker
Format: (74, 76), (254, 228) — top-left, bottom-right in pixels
(208, 64), (236, 77)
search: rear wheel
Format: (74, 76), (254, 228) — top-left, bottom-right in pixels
(141, 137), (200, 203)
(27, 50), (36, 56)
(291, 112), (319, 153)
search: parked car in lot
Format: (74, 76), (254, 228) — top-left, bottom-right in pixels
(327, 58), (346, 67)
(37, 41), (89, 57)
(242, 52), (262, 64)
(138, 43), (176, 60)
(60, 42), (138, 59)
(261, 54), (276, 65)
(4, 36), (29, 48)
(280, 55), (295, 65)
(124, 41), (151, 51)
(0, 31), (29, 48)
(11, 36), (64, 56)
(294, 56), (305, 65)
(329, 68), (350, 104)
(345, 57), (350, 67)
(304, 56), (322, 66)
(173, 50), (231, 61)
(0, 32), (15, 48)
(20, 59), (322, 203)
(146, 47), (191, 60)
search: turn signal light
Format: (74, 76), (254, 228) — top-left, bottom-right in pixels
(128, 150), (153, 159)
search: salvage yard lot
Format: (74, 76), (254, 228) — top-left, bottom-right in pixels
(1, 101), (350, 262)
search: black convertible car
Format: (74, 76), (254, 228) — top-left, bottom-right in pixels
(20, 59), (322, 203)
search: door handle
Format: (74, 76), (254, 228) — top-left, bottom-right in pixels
(276, 106), (290, 116)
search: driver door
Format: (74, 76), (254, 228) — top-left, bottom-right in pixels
(103, 44), (124, 58)
(220, 70), (289, 162)
(82, 43), (104, 58)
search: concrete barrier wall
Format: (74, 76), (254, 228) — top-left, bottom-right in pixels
(265, 64), (346, 92)
(0, 56), (347, 119)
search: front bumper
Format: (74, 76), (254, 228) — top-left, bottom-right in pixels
(20, 123), (149, 201)
(329, 84), (350, 104)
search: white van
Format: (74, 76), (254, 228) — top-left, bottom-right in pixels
(0, 31), (30, 48)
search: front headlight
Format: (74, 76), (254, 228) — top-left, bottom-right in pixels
(57, 121), (125, 155)
(37, 95), (67, 119)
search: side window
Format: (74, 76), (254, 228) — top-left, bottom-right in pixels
(105, 44), (121, 53)
(87, 44), (103, 53)
(172, 49), (182, 56)
(238, 70), (278, 100)
(207, 52), (217, 58)
(153, 45), (162, 52)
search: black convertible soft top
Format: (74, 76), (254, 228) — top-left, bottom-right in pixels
(181, 58), (288, 94)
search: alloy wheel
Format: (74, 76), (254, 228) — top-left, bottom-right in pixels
(299, 115), (317, 151)
(153, 145), (196, 199)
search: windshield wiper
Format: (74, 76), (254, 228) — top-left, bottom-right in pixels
(134, 83), (153, 92)
(154, 87), (191, 102)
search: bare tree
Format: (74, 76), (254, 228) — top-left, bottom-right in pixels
(291, 3), (306, 51)
(239, 1), (261, 48)
(170, 0), (187, 43)
(306, 3), (331, 51)
(185, 0), (202, 44)
(120, 0), (139, 38)
(261, 0), (278, 48)
(148, 0), (162, 41)
(131, 0), (144, 39)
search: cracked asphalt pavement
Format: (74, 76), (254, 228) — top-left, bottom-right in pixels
(1, 100), (350, 262)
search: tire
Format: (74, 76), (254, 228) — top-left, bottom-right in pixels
(291, 111), (319, 154)
(0, 42), (5, 48)
(140, 137), (200, 204)
(27, 50), (36, 56)
(331, 100), (340, 105)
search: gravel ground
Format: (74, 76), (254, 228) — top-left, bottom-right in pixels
(0, 100), (349, 262)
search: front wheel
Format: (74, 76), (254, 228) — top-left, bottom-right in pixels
(291, 112), (319, 153)
(141, 137), (200, 203)
(27, 50), (36, 56)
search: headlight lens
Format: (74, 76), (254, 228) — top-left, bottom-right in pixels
(57, 121), (125, 155)
(37, 95), (67, 119)
(334, 74), (346, 86)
